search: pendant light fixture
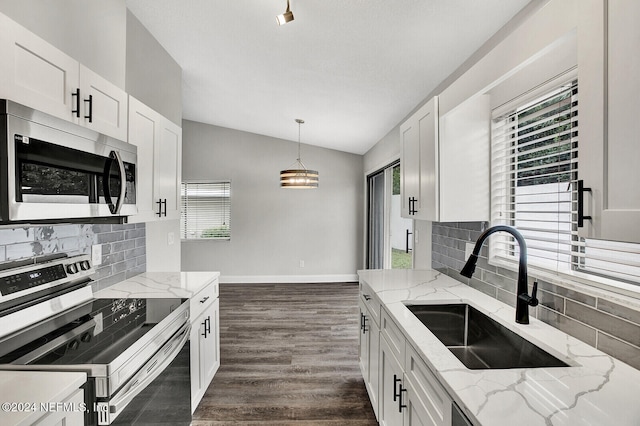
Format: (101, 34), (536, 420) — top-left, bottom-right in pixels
(280, 119), (319, 189)
(276, 0), (294, 25)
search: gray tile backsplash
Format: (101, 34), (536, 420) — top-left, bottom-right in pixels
(0, 223), (146, 293)
(432, 221), (640, 370)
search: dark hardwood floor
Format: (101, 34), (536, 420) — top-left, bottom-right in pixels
(191, 282), (378, 426)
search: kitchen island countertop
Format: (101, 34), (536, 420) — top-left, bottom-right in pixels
(94, 271), (219, 299)
(358, 268), (640, 426)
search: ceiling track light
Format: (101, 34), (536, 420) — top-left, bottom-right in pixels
(280, 119), (318, 189)
(276, 0), (294, 25)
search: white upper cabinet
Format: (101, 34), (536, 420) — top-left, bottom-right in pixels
(0, 13), (79, 121)
(128, 96), (182, 223)
(578, 0), (640, 243)
(0, 12), (127, 140)
(156, 119), (182, 221)
(400, 95), (490, 222)
(78, 64), (128, 141)
(400, 96), (438, 220)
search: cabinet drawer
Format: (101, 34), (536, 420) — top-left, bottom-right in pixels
(380, 308), (405, 369)
(190, 281), (217, 321)
(359, 282), (381, 327)
(405, 344), (450, 425)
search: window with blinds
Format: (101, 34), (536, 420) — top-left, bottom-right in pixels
(491, 79), (640, 285)
(180, 181), (230, 240)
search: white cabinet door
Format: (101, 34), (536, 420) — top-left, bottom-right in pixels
(359, 300), (380, 419)
(190, 309), (206, 413)
(79, 64), (128, 141)
(400, 112), (420, 218)
(128, 97), (159, 223)
(155, 118), (182, 220)
(0, 12), (79, 122)
(578, 0), (640, 243)
(33, 388), (84, 426)
(203, 298), (220, 384)
(190, 283), (220, 414)
(128, 96), (182, 223)
(400, 97), (438, 220)
(0, 12), (128, 141)
(379, 335), (406, 426)
(404, 378), (436, 426)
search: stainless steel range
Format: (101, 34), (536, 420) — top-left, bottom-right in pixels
(0, 254), (191, 425)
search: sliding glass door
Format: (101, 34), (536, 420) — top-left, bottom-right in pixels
(367, 162), (413, 269)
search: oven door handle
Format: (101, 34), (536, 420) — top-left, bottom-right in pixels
(102, 150), (127, 215)
(97, 321), (191, 425)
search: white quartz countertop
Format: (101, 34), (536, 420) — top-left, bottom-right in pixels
(0, 371), (86, 426)
(94, 271), (219, 299)
(358, 269), (640, 426)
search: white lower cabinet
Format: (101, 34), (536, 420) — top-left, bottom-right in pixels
(379, 334), (405, 426)
(33, 388), (84, 426)
(359, 297), (380, 419)
(365, 303), (458, 426)
(189, 280), (220, 413)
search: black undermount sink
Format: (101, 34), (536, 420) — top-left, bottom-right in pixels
(405, 303), (569, 369)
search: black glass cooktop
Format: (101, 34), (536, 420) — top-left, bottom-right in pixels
(0, 297), (187, 366)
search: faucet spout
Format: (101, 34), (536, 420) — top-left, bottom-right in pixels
(459, 225), (538, 324)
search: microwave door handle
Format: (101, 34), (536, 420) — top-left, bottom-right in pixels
(102, 150), (127, 215)
(97, 322), (191, 425)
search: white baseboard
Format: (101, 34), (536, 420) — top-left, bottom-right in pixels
(219, 274), (359, 284)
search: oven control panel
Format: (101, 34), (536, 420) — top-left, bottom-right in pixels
(0, 254), (93, 297)
(0, 264), (67, 296)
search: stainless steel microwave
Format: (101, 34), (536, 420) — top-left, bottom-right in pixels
(0, 99), (137, 223)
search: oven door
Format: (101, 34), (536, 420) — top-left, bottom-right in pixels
(1, 108), (137, 222)
(97, 321), (191, 425)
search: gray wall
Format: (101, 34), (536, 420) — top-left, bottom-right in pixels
(0, 223), (146, 293)
(432, 222), (640, 371)
(0, 0), (127, 89)
(181, 120), (364, 281)
(126, 10), (183, 125)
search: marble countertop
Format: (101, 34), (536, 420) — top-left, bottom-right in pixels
(94, 271), (219, 299)
(358, 269), (640, 426)
(0, 371), (86, 426)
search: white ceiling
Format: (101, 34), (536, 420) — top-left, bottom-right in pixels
(126, 0), (531, 155)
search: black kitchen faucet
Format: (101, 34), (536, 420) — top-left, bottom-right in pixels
(460, 225), (539, 324)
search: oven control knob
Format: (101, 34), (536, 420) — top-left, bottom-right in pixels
(80, 332), (92, 343)
(68, 340), (80, 350)
(66, 264), (78, 274)
(80, 260), (91, 271)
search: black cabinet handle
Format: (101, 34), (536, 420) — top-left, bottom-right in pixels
(201, 317), (211, 338)
(200, 296), (210, 304)
(408, 197), (418, 215)
(361, 314), (368, 334)
(577, 180), (592, 227)
(393, 374), (402, 402)
(71, 88), (80, 117)
(398, 384), (407, 412)
(84, 94), (93, 122)
(156, 198), (167, 217)
(406, 229), (413, 253)
(363, 294), (371, 301)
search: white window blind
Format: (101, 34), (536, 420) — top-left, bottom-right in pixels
(180, 181), (230, 240)
(491, 79), (640, 285)
(492, 80), (578, 271)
